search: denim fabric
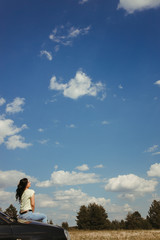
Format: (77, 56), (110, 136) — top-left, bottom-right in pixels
(19, 211), (47, 223)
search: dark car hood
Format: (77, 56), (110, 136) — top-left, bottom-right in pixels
(18, 218), (62, 229)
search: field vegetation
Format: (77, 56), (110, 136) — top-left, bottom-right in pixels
(69, 229), (160, 240)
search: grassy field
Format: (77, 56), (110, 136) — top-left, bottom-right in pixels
(69, 229), (160, 240)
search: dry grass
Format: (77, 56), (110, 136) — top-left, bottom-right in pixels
(69, 229), (160, 240)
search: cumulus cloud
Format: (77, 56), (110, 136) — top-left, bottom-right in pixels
(76, 164), (89, 171)
(5, 135), (32, 150)
(0, 117), (31, 150)
(40, 50), (52, 61)
(154, 80), (160, 86)
(6, 97), (25, 114)
(117, 0), (160, 13)
(0, 190), (15, 208)
(0, 97), (6, 106)
(0, 170), (37, 189)
(105, 174), (157, 198)
(53, 188), (133, 221)
(53, 188), (108, 211)
(118, 193), (136, 201)
(49, 70), (106, 100)
(147, 163), (160, 177)
(36, 194), (57, 208)
(0, 118), (27, 144)
(49, 25), (91, 51)
(36, 170), (100, 187)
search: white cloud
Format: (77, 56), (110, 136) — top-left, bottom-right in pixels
(49, 76), (66, 91)
(107, 202), (132, 215)
(68, 26), (90, 38)
(117, 0), (160, 13)
(0, 190), (15, 208)
(0, 170), (37, 189)
(0, 117), (31, 150)
(154, 80), (160, 86)
(0, 118), (27, 144)
(36, 194), (57, 208)
(79, 0), (89, 4)
(36, 170), (100, 187)
(86, 104), (95, 109)
(54, 165), (58, 171)
(38, 139), (49, 145)
(152, 152), (160, 155)
(54, 190), (132, 219)
(118, 193), (136, 201)
(54, 45), (60, 52)
(118, 84), (123, 89)
(6, 97), (25, 114)
(145, 145), (160, 156)
(66, 124), (76, 128)
(49, 70), (106, 100)
(105, 174), (157, 197)
(94, 164), (104, 169)
(38, 128), (44, 132)
(53, 188), (108, 211)
(49, 25), (91, 50)
(0, 97), (6, 106)
(55, 141), (60, 146)
(101, 120), (110, 125)
(147, 163), (160, 177)
(76, 164), (89, 171)
(40, 50), (52, 61)
(5, 135), (32, 150)
(145, 144), (159, 153)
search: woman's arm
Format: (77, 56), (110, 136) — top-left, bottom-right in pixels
(30, 193), (35, 212)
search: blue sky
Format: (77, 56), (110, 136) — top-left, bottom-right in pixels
(1, 0), (160, 225)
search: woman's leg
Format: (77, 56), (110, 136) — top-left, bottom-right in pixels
(19, 211), (47, 223)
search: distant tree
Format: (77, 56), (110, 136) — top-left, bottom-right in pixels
(76, 205), (89, 229)
(76, 203), (110, 230)
(88, 203), (110, 230)
(0, 207), (2, 212)
(62, 222), (69, 230)
(125, 211), (146, 230)
(110, 220), (119, 230)
(48, 219), (53, 225)
(147, 200), (160, 229)
(111, 220), (124, 230)
(120, 220), (126, 229)
(141, 219), (152, 230)
(4, 204), (18, 219)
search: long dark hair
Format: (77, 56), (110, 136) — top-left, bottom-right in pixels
(16, 178), (28, 202)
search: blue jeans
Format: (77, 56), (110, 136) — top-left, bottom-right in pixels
(19, 211), (47, 223)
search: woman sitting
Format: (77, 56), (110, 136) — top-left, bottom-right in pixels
(16, 178), (47, 223)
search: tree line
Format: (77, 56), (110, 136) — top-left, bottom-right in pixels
(1, 200), (160, 230)
(76, 200), (160, 230)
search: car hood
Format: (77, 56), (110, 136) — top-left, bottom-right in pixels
(18, 218), (62, 229)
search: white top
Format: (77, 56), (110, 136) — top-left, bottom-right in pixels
(20, 189), (35, 212)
